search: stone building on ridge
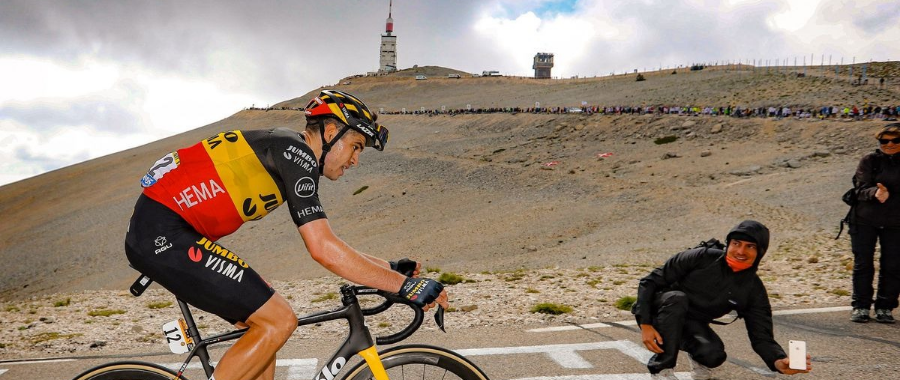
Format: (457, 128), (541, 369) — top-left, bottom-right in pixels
(533, 53), (554, 79)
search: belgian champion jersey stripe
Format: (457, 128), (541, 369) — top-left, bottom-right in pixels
(201, 131), (284, 223)
(141, 128), (322, 241)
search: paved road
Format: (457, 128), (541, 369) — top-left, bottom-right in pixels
(2, 306), (898, 379)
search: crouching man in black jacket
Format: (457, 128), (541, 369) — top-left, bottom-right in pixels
(632, 220), (812, 379)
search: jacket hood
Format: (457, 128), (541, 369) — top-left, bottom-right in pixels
(725, 220), (770, 267)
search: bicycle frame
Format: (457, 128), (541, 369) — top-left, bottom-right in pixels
(170, 285), (392, 380)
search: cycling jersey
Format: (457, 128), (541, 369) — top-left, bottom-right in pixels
(140, 128), (326, 241)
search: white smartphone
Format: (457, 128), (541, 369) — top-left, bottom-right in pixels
(788, 340), (807, 370)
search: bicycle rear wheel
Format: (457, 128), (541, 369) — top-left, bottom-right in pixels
(71, 361), (188, 380)
(342, 344), (489, 380)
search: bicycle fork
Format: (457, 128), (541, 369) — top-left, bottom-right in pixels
(358, 346), (389, 380)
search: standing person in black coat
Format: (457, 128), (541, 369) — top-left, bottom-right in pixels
(849, 123), (900, 323)
(631, 220), (811, 380)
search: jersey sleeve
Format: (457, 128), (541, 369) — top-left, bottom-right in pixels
(267, 128), (328, 226)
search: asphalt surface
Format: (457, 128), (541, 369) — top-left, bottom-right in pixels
(3, 305), (898, 380)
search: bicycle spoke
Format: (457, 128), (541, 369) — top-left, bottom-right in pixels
(348, 346), (487, 380)
(399, 362), (459, 380)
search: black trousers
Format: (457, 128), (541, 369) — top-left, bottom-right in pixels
(850, 223), (900, 310)
(647, 291), (728, 374)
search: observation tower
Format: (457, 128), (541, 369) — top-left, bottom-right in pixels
(378, 1), (397, 73)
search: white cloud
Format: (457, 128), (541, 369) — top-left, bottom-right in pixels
(776, 0), (900, 62)
(470, 0), (896, 78)
(0, 0), (897, 186)
(474, 7), (616, 77)
(0, 118), (157, 185)
(0, 120), (43, 185)
(138, 71), (256, 135)
(768, 0), (822, 32)
(0, 56), (119, 104)
(0, 56), (259, 185)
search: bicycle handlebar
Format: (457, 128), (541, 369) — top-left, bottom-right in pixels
(351, 286), (426, 345)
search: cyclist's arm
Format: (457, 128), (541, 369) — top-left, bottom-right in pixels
(298, 218), (406, 293)
(361, 253), (422, 277)
(359, 251), (391, 268)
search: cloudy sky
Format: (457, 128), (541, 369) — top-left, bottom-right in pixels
(1, 0), (898, 186)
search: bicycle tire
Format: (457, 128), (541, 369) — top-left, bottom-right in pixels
(71, 361), (189, 380)
(342, 344), (489, 380)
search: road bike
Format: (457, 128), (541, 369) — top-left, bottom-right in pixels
(72, 277), (488, 380)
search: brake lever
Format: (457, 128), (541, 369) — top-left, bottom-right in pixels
(434, 305), (446, 332)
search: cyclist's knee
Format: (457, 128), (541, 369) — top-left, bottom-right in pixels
(247, 294), (297, 341)
(269, 295), (298, 338)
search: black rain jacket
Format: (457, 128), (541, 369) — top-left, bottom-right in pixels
(632, 220), (787, 371)
(852, 149), (900, 228)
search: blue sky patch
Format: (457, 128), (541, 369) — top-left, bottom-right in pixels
(534, 0), (578, 16)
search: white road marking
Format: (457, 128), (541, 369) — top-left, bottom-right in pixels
(155, 342), (653, 377)
(161, 358), (318, 380)
(3, 320), (840, 380)
(0, 358), (75, 375)
(527, 321), (637, 333)
(546, 351), (593, 369)
(0, 358), (76, 365)
(456, 340), (652, 367)
(283, 359), (319, 380)
(772, 306), (851, 316)
(528, 306), (853, 333)
(514, 374), (692, 380)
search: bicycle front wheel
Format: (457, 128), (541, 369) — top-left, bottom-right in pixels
(71, 361), (188, 380)
(342, 344), (489, 380)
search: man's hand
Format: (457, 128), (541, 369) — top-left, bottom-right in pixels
(398, 277), (449, 311)
(389, 258), (420, 277)
(774, 354), (811, 375)
(427, 289), (449, 312)
(640, 324), (664, 354)
(876, 183), (890, 203)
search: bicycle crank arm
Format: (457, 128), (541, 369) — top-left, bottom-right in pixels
(434, 305), (446, 333)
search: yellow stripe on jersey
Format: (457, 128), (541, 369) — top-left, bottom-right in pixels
(202, 130), (284, 222)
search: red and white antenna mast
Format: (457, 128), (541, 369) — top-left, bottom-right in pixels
(378, 0), (397, 73)
(385, 0), (394, 34)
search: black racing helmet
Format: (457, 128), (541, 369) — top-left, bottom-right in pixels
(304, 89), (388, 151)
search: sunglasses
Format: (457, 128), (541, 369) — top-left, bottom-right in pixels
(372, 123), (389, 151)
(879, 137), (900, 145)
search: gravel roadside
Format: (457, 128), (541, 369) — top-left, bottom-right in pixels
(0, 233), (853, 359)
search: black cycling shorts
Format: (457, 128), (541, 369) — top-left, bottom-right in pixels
(125, 194), (275, 324)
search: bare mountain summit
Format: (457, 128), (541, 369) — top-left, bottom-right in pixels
(1, 63), (898, 302)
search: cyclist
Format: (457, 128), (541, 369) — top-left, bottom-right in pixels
(124, 89), (449, 380)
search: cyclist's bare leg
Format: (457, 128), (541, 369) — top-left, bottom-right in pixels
(239, 355), (275, 380)
(231, 322), (277, 380)
(210, 293), (296, 380)
(255, 357), (276, 380)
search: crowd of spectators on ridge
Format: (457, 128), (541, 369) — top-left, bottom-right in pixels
(244, 104), (899, 121)
(377, 104), (900, 121)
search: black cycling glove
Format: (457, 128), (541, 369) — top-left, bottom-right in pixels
(398, 277), (443, 307)
(389, 258), (418, 276)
